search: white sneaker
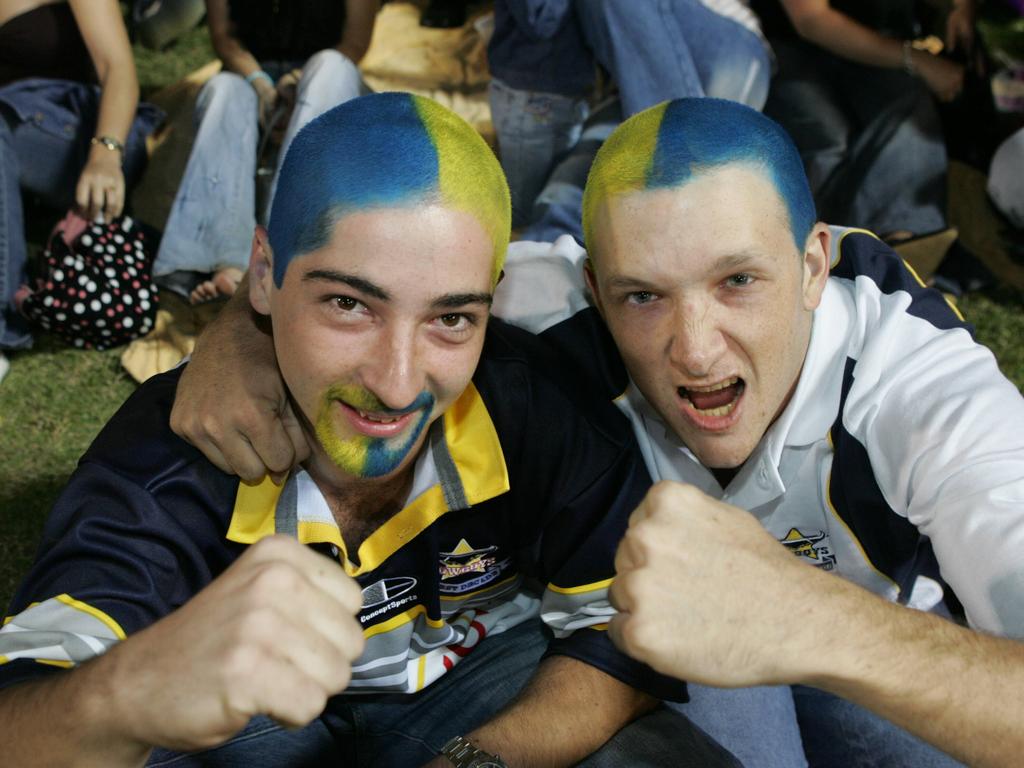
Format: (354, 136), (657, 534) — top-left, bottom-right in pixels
(0, 352), (9, 385)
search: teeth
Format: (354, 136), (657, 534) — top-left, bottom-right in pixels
(357, 409), (400, 424)
(684, 377), (739, 394)
(696, 402), (736, 417)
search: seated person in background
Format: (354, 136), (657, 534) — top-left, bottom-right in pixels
(488, 0), (771, 232)
(176, 97), (1024, 768)
(152, 0), (377, 304)
(0, 94), (735, 768)
(0, 0), (162, 382)
(751, 0), (974, 241)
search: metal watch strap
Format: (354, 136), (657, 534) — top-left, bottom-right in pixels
(440, 735), (508, 768)
(90, 135), (124, 155)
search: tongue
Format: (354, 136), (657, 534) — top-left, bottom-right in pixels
(685, 382), (741, 411)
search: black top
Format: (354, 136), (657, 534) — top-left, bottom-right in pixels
(229, 0), (347, 62)
(0, 2), (96, 86)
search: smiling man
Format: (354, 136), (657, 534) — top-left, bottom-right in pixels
(0, 94), (736, 767)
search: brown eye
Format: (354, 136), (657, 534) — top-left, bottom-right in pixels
(433, 313), (475, 334)
(334, 297), (359, 310)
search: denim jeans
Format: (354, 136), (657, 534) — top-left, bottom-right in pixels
(0, 79), (160, 349)
(513, 0), (771, 245)
(153, 50), (362, 283)
(489, 77), (589, 229)
(574, 0), (771, 117)
(147, 620), (741, 767)
(764, 39), (947, 237)
(670, 683), (965, 768)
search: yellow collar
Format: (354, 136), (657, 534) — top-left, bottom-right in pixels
(226, 382), (509, 576)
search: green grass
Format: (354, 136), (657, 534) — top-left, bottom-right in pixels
(132, 20), (214, 99)
(1, 13), (1023, 613)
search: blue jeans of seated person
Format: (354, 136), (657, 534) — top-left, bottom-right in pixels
(153, 50), (362, 287)
(764, 39), (947, 237)
(489, 77), (590, 229)
(574, 0), (771, 117)
(147, 620), (742, 768)
(514, 2), (771, 246)
(0, 79), (161, 349)
(671, 683), (965, 768)
(492, 0), (770, 232)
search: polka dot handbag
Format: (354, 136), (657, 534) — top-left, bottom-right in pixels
(22, 215), (160, 350)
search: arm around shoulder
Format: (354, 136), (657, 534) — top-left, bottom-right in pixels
(170, 273), (310, 483)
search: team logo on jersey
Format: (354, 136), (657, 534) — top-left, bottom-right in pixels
(359, 576), (419, 624)
(779, 528), (836, 570)
(438, 538), (511, 594)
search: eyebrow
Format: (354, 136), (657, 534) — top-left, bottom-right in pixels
(431, 292), (493, 310)
(302, 270), (390, 301)
(302, 269), (492, 309)
(604, 250), (769, 290)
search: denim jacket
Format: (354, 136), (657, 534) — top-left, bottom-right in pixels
(0, 78), (164, 180)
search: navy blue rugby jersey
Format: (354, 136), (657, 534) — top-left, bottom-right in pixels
(0, 318), (686, 701)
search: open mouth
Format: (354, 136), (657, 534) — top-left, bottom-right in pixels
(678, 377), (745, 417)
(339, 401), (418, 438)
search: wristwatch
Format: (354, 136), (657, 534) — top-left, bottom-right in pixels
(440, 735), (509, 768)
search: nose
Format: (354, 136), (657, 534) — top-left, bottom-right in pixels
(360, 325), (427, 411)
(667, 298), (727, 378)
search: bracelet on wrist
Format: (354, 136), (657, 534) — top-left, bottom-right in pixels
(245, 70), (274, 89)
(901, 40), (917, 77)
(90, 135), (124, 156)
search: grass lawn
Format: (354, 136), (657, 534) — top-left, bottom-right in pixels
(2, 14), (1023, 613)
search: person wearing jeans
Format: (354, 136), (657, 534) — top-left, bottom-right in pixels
(493, 0), (772, 239)
(153, 50), (363, 299)
(0, 0), (162, 380)
(152, 0), (376, 303)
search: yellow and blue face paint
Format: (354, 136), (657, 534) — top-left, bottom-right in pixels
(267, 92), (511, 289)
(583, 98), (816, 252)
(315, 384), (436, 479)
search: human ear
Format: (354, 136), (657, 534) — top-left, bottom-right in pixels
(248, 226), (274, 316)
(583, 258), (606, 318)
(801, 223), (831, 311)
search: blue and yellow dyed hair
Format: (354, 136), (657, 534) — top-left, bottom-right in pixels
(267, 93), (510, 286)
(582, 98), (816, 253)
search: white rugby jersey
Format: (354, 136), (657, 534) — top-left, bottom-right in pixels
(493, 229), (1024, 638)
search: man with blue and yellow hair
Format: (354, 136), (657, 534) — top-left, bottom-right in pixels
(506, 97), (1024, 767)
(0, 94), (740, 766)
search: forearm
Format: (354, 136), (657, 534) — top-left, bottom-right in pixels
(801, 574), (1024, 768)
(205, 0), (262, 77)
(338, 0), (378, 64)
(0, 659), (150, 767)
(69, 0), (138, 144)
(214, 38), (263, 78)
(437, 655), (655, 766)
(782, 1), (908, 69)
(93, 66), (138, 148)
(194, 273), (264, 353)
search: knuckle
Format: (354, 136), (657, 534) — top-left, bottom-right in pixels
(197, 414), (223, 442)
(247, 556), (301, 596)
(220, 643), (263, 683)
